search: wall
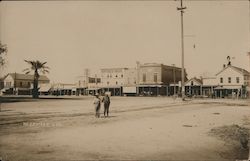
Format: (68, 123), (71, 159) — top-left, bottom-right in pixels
(101, 68), (126, 87)
(138, 64), (162, 84)
(217, 67), (244, 86)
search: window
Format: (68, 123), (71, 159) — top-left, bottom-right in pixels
(6, 82), (11, 87)
(154, 73), (157, 83)
(228, 77), (231, 83)
(20, 82), (22, 87)
(115, 75), (118, 78)
(107, 81), (109, 85)
(116, 81), (118, 85)
(236, 77), (240, 83)
(220, 77), (223, 83)
(107, 74), (109, 78)
(143, 73), (146, 82)
(28, 82), (31, 87)
(191, 81), (194, 86)
(121, 74), (123, 78)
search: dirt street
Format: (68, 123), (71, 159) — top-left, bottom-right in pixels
(0, 96), (249, 161)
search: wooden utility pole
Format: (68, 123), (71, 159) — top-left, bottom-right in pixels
(172, 64), (176, 95)
(177, 0), (186, 100)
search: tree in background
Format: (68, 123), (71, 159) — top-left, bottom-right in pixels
(23, 60), (49, 98)
(0, 42), (7, 67)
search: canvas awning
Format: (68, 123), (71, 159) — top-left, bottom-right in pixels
(0, 87), (9, 92)
(86, 88), (101, 91)
(137, 85), (163, 87)
(39, 86), (51, 92)
(214, 86), (241, 90)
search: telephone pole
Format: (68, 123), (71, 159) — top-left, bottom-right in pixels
(177, 0), (186, 101)
(172, 64), (176, 96)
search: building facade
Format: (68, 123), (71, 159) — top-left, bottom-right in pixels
(100, 68), (132, 96)
(137, 63), (187, 96)
(184, 64), (250, 98)
(1, 73), (50, 95)
(214, 65), (249, 98)
(184, 77), (203, 97)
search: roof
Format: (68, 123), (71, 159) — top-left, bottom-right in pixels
(39, 84), (52, 92)
(216, 65), (250, 76)
(185, 77), (203, 85)
(230, 66), (250, 75)
(101, 68), (128, 72)
(51, 83), (76, 90)
(140, 63), (182, 69)
(8, 73), (49, 81)
(214, 85), (242, 90)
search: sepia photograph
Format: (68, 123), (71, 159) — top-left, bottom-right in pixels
(0, 0), (250, 160)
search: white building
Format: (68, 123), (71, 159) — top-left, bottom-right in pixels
(1, 73), (50, 95)
(214, 65), (249, 98)
(100, 67), (137, 96)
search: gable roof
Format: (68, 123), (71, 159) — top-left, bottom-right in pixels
(8, 73), (49, 81)
(185, 77), (203, 85)
(216, 65), (250, 76)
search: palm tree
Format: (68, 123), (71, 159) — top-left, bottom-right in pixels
(23, 60), (49, 98)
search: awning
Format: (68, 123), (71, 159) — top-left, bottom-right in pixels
(214, 86), (241, 90)
(86, 88), (101, 91)
(39, 86), (51, 92)
(137, 85), (163, 87)
(0, 88), (9, 92)
(101, 86), (122, 88)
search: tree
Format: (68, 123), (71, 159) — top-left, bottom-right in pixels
(23, 60), (49, 98)
(0, 42), (7, 111)
(0, 42), (7, 67)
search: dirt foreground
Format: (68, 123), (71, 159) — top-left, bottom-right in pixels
(0, 97), (250, 161)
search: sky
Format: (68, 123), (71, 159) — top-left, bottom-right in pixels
(0, 0), (249, 83)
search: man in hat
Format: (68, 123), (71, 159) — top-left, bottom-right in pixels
(102, 93), (110, 117)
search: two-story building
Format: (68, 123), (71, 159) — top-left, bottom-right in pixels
(214, 65), (249, 98)
(137, 63), (187, 96)
(1, 73), (50, 95)
(100, 68), (133, 96)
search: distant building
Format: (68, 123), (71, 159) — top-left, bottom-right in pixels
(184, 77), (203, 96)
(123, 68), (137, 96)
(185, 64), (250, 98)
(201, 77), (217, 97)
(1, 73), (50, 95)
(214, 65), (250, 98)
(87, 76), (101, 96)
(100, 68), (128, 96)
(50, 83), (77, 96)
(75, 69), (102, 96)
(137, 63), (187, 96)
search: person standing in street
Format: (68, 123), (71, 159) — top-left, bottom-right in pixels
(93, 94), (101, 118)
(102, 93), (110, 117)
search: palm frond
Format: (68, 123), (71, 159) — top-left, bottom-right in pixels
(41, 62), (47, 66)
(23, 68), (30, 72)
(42, 69), (50, 74)
(24, 59), (50, 76)
(0, 42), (7, 55)
(25, 71), (31, 74)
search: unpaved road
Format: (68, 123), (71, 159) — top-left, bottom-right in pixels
(0, 97), (249, 161)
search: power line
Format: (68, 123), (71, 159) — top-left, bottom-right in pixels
(1, 0), (249, 1)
